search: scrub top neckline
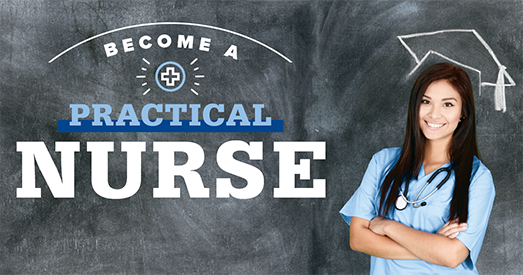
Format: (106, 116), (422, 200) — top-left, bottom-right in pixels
(419, 162), (452, 179)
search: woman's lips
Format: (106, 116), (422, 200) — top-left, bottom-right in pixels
(426, 121), (445, 128)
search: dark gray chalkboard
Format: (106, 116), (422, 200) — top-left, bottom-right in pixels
(1, 1), (521, 274)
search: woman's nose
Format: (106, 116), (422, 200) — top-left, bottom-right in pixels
(428, 106), (442, 118)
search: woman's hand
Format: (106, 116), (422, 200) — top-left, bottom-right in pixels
(350, 217), (418, 260)
(437, 219), (467, 239)
(369, 216), (394, 236)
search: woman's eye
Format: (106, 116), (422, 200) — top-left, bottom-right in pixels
(443, 102), (454, 107)
(421, 100), (430, 104)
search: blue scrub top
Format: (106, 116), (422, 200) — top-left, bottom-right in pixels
(340, 147), (495, 275)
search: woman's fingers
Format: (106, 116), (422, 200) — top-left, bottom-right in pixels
(437, 221), (467, 238)
(369, 217), (385, 235)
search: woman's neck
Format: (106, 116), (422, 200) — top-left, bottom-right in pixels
(423, 138), (451, 174)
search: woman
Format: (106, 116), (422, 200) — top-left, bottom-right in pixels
(340, 63), (495, 274)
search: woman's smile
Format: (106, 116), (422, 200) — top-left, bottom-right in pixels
(425, 121), (446, 129)
(419, 79), (463, 144)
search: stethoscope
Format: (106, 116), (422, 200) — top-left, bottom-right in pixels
(395, 166), (452, 210)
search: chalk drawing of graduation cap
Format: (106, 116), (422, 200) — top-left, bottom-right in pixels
(398, 29), (515, 112)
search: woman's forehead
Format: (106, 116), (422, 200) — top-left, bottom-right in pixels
(423, 80), (461, 100)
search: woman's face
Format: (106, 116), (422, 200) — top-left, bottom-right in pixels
(419, 79), (463, 146)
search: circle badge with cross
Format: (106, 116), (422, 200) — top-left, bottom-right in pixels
(155, 61), (186, 92)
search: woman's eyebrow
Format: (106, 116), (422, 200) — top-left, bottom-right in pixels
(422, 95), (457, 102)
(442, 97), (458, 102)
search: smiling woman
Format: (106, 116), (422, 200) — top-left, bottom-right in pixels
(340, 63), (495, 274)
(419, 79), (463, 147)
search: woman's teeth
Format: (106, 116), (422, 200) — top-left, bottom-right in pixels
(427, 122), (444, 128)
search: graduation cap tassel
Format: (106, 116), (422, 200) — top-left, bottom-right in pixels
(494, 66), (507, 113)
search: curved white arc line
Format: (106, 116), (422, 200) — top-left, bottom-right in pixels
(48, 22), (293, 63)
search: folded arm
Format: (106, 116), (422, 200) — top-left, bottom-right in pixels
(350, 216), (418, 260)
(369, 217), (469, 268)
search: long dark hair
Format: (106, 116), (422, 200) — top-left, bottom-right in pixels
(378, 63), (479, 223)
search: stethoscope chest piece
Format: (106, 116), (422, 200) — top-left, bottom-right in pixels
(394, 166), (452, 211)
(395, 195), (408, 210)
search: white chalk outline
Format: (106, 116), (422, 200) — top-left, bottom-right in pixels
(190, 58), (202, 96)
(398, 29), (515, 112)
(48, 22), (293, 64)
(139, 58), (151, 95)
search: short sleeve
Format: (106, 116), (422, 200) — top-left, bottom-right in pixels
(339, 153), (382, 225)
(456, 164), (495, 270)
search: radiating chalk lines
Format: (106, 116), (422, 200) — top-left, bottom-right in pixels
(137, 57), (204, 96)
(138, 58), (151, 95)
(398, 29), (516, 112)
(48, 22), (293, 64)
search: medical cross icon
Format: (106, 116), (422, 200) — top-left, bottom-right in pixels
(161, 67), (181, 86)
(154, 61), (186, 92)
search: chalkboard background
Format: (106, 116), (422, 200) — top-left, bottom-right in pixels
(1, 1), (522, 274)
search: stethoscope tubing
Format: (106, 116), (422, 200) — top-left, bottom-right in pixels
(396, 166), (452, 209)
